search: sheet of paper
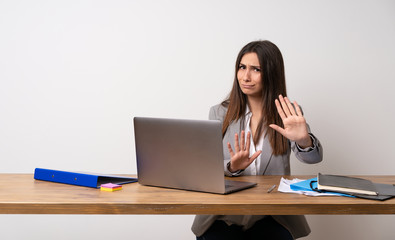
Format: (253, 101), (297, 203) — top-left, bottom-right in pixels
(277, 177), (343, 196)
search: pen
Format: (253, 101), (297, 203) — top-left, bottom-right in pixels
(267, 184), (276, 193)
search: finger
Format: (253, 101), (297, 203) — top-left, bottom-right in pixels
(240, 131), (245, 151)
(269, 124), (286, 137)
(279, 95), (291, 117)
(234, 133), (240, 152)
(249, 150), (262, 162)
(293, 100), (303, 116)
(227, 142), (235, 157)
(284, 97), (296, 116)
(274, 99), (287, 120)
(245, 131), (251, 151)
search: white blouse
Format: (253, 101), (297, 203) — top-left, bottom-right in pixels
(242, 107), (263, 176)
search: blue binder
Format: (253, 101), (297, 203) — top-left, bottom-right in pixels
(290, 176), (394, 201)
(290, 177), (353, 197)
(34, 168), (138, 188)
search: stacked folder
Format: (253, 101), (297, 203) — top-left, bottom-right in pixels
(291, 173), (395, 201)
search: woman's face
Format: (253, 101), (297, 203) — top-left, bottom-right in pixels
(237, 52), (263, 98)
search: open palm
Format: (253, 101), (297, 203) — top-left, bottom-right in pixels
(227, 131), (262, 172)
(269, 95), (312, 148)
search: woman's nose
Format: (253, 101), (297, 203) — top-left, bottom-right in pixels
(243, 69), (251, 82)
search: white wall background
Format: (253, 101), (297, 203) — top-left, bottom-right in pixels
(1, 0), (394, 239)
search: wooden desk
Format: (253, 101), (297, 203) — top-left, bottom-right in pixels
(1, 174), (394, 215)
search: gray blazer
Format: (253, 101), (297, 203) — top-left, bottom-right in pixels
(191, 104), (323, 239)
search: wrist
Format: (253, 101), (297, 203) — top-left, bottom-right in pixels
(296, 135), (313, 149)
(227, 162), (238, 173)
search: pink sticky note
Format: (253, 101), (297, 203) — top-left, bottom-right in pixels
(101, 183), (121, 188)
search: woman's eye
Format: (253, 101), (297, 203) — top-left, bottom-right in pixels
(239, 65), (246, 69)
(253, 67), (261, 72)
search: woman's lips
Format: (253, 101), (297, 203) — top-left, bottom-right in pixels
(241, 84), (254, 89)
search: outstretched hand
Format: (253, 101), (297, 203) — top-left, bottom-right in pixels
(227, 130), (262, 173)
(269, 95), (312, 148)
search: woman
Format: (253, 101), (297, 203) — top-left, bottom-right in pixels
(191, 40), (323, 240)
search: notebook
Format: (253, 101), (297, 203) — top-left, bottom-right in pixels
(133, 117), (257, 194)
(317, 173), (395, 200)
(317, 173), (378, 196)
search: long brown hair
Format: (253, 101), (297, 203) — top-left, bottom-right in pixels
(221, 40), (288, 155)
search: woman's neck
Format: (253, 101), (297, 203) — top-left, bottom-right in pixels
(247, 96), (263, 116)
(247, 96), (263, 139)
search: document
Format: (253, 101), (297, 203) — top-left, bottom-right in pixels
(277, 177), (348, 197)
(278, 175), (395, 201)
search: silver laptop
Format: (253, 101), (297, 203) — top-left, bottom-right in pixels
(133, 117), (257, 194)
